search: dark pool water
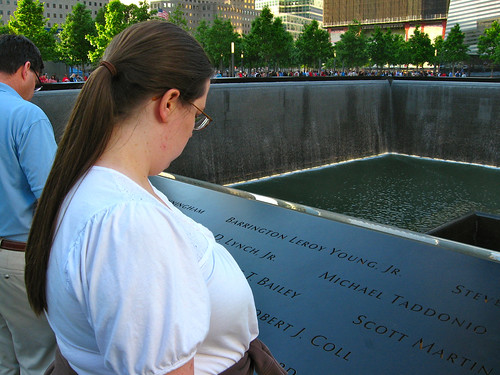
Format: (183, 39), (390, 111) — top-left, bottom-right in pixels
(231, 154), (500, 233)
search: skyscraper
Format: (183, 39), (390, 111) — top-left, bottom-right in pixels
(0, 0), (108, 27)
(255, 0), (323, 39)
(149, 0), (259, 34)
(323, 0), (449, 43)
(446, 0), (500, 54)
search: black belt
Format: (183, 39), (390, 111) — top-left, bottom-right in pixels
(0, 238), (26, 252)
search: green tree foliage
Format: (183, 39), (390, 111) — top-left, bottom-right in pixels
(0, 23), (8, 35)
(87, 0), (127, 63)
(0, 15), (9, 34)
(95, 7), (106, 26)
(130, 1), (156, 22)
(194, 19), (210, 48)
(324, 56), (336, 70)
(433, 35), (445, 72)
(243, 6), (294, 70)
(57, 3), (96, 73)
(367, 26), (391, 70)
(165, 4), (188, 32)
(408, 26), (434, 70)
(195, 17), (240, 71)
(87, 0), (154, 63)
(8, 0), (58, 61)
(269, 17), (295, 69)
(390, 33), (408, 68)
(295, 20), (333, 71)
(444, 24), (469, 74)
(243, 7), (274, 68)
(334, 20), (368, 71)
(478, 20), (500, 76)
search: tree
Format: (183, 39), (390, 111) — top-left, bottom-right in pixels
(8, 0), (58, 61)
(0, 16), (9, 34)
(269, 17), (294, 69)
(324, 56), (336, 70)
(95, 7), (106, 26)
(243, 7), (275, 68)
(57, 3), (96, 74)
(194, 19), (210, 49)
(433, 35), (445, 74)
(87, 0), (155, 63)
(367, 26), (391, 71)
(129, 1), (155, 23)
(444, 24), (469, 74)
(334, 20), (368, 71)
(166, 4), (188, 32)
(195, 16), (241, 72)
(478, 20), (500, 77)
(87, 0), (127, 63)
(390, 33), (408, 70)
(408, 26), (433, 70)
(243, 6), (294, 70)
(295, 20), (333, 71)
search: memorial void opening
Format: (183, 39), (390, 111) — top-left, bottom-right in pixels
(34, 78), (500, 374)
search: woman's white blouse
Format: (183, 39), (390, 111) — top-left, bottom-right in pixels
(46, 167), (258, 375)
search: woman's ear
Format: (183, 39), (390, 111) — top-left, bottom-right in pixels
(158, 88), (181, 123)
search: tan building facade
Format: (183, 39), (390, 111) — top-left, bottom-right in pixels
(0, 0), (108, 27)
(324, 0), (449, 43)
(0, 0), (16, 24)
(149, 0), (260, 34)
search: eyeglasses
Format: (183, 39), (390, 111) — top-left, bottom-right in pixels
(31, 68), (43, 92)
(190, 102), (213, 131)
(152, 93), (213, 131)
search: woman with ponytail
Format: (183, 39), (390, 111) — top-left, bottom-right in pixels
(25, 21), (284, 375)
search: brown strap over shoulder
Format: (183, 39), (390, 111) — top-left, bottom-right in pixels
(44, 347), (77, 375)
(45, 338), (286, 375)
(219, 339), (287, 375)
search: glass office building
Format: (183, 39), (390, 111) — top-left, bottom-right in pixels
(255, 0), (323, 39)
(445, 0), (500, 54)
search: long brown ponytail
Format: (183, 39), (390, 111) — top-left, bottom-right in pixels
(25, 21), (214, 315)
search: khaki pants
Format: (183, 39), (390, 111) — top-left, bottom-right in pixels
(0, 249), (56, 375)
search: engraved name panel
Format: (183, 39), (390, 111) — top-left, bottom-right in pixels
(151, 175), (500, 375)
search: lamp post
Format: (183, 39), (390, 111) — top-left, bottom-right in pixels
(231, 42), (235, 77)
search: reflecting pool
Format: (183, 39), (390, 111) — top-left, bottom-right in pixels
(231, 154), (500, 233)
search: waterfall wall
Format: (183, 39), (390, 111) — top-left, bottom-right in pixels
(389, 80), (500, 167)
(33, 79), (500, 185)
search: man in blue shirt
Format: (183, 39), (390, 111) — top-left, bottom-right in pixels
(0, 34), (57, 375)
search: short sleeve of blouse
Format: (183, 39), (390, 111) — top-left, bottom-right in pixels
(75, 201), (210, 375)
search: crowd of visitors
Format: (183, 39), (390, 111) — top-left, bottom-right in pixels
(214, 68), (469, 78)
(36, 67), (468, 85)
(38, 72), (88, 83)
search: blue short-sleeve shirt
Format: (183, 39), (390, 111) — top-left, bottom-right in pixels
(0, 82), (57, 241)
